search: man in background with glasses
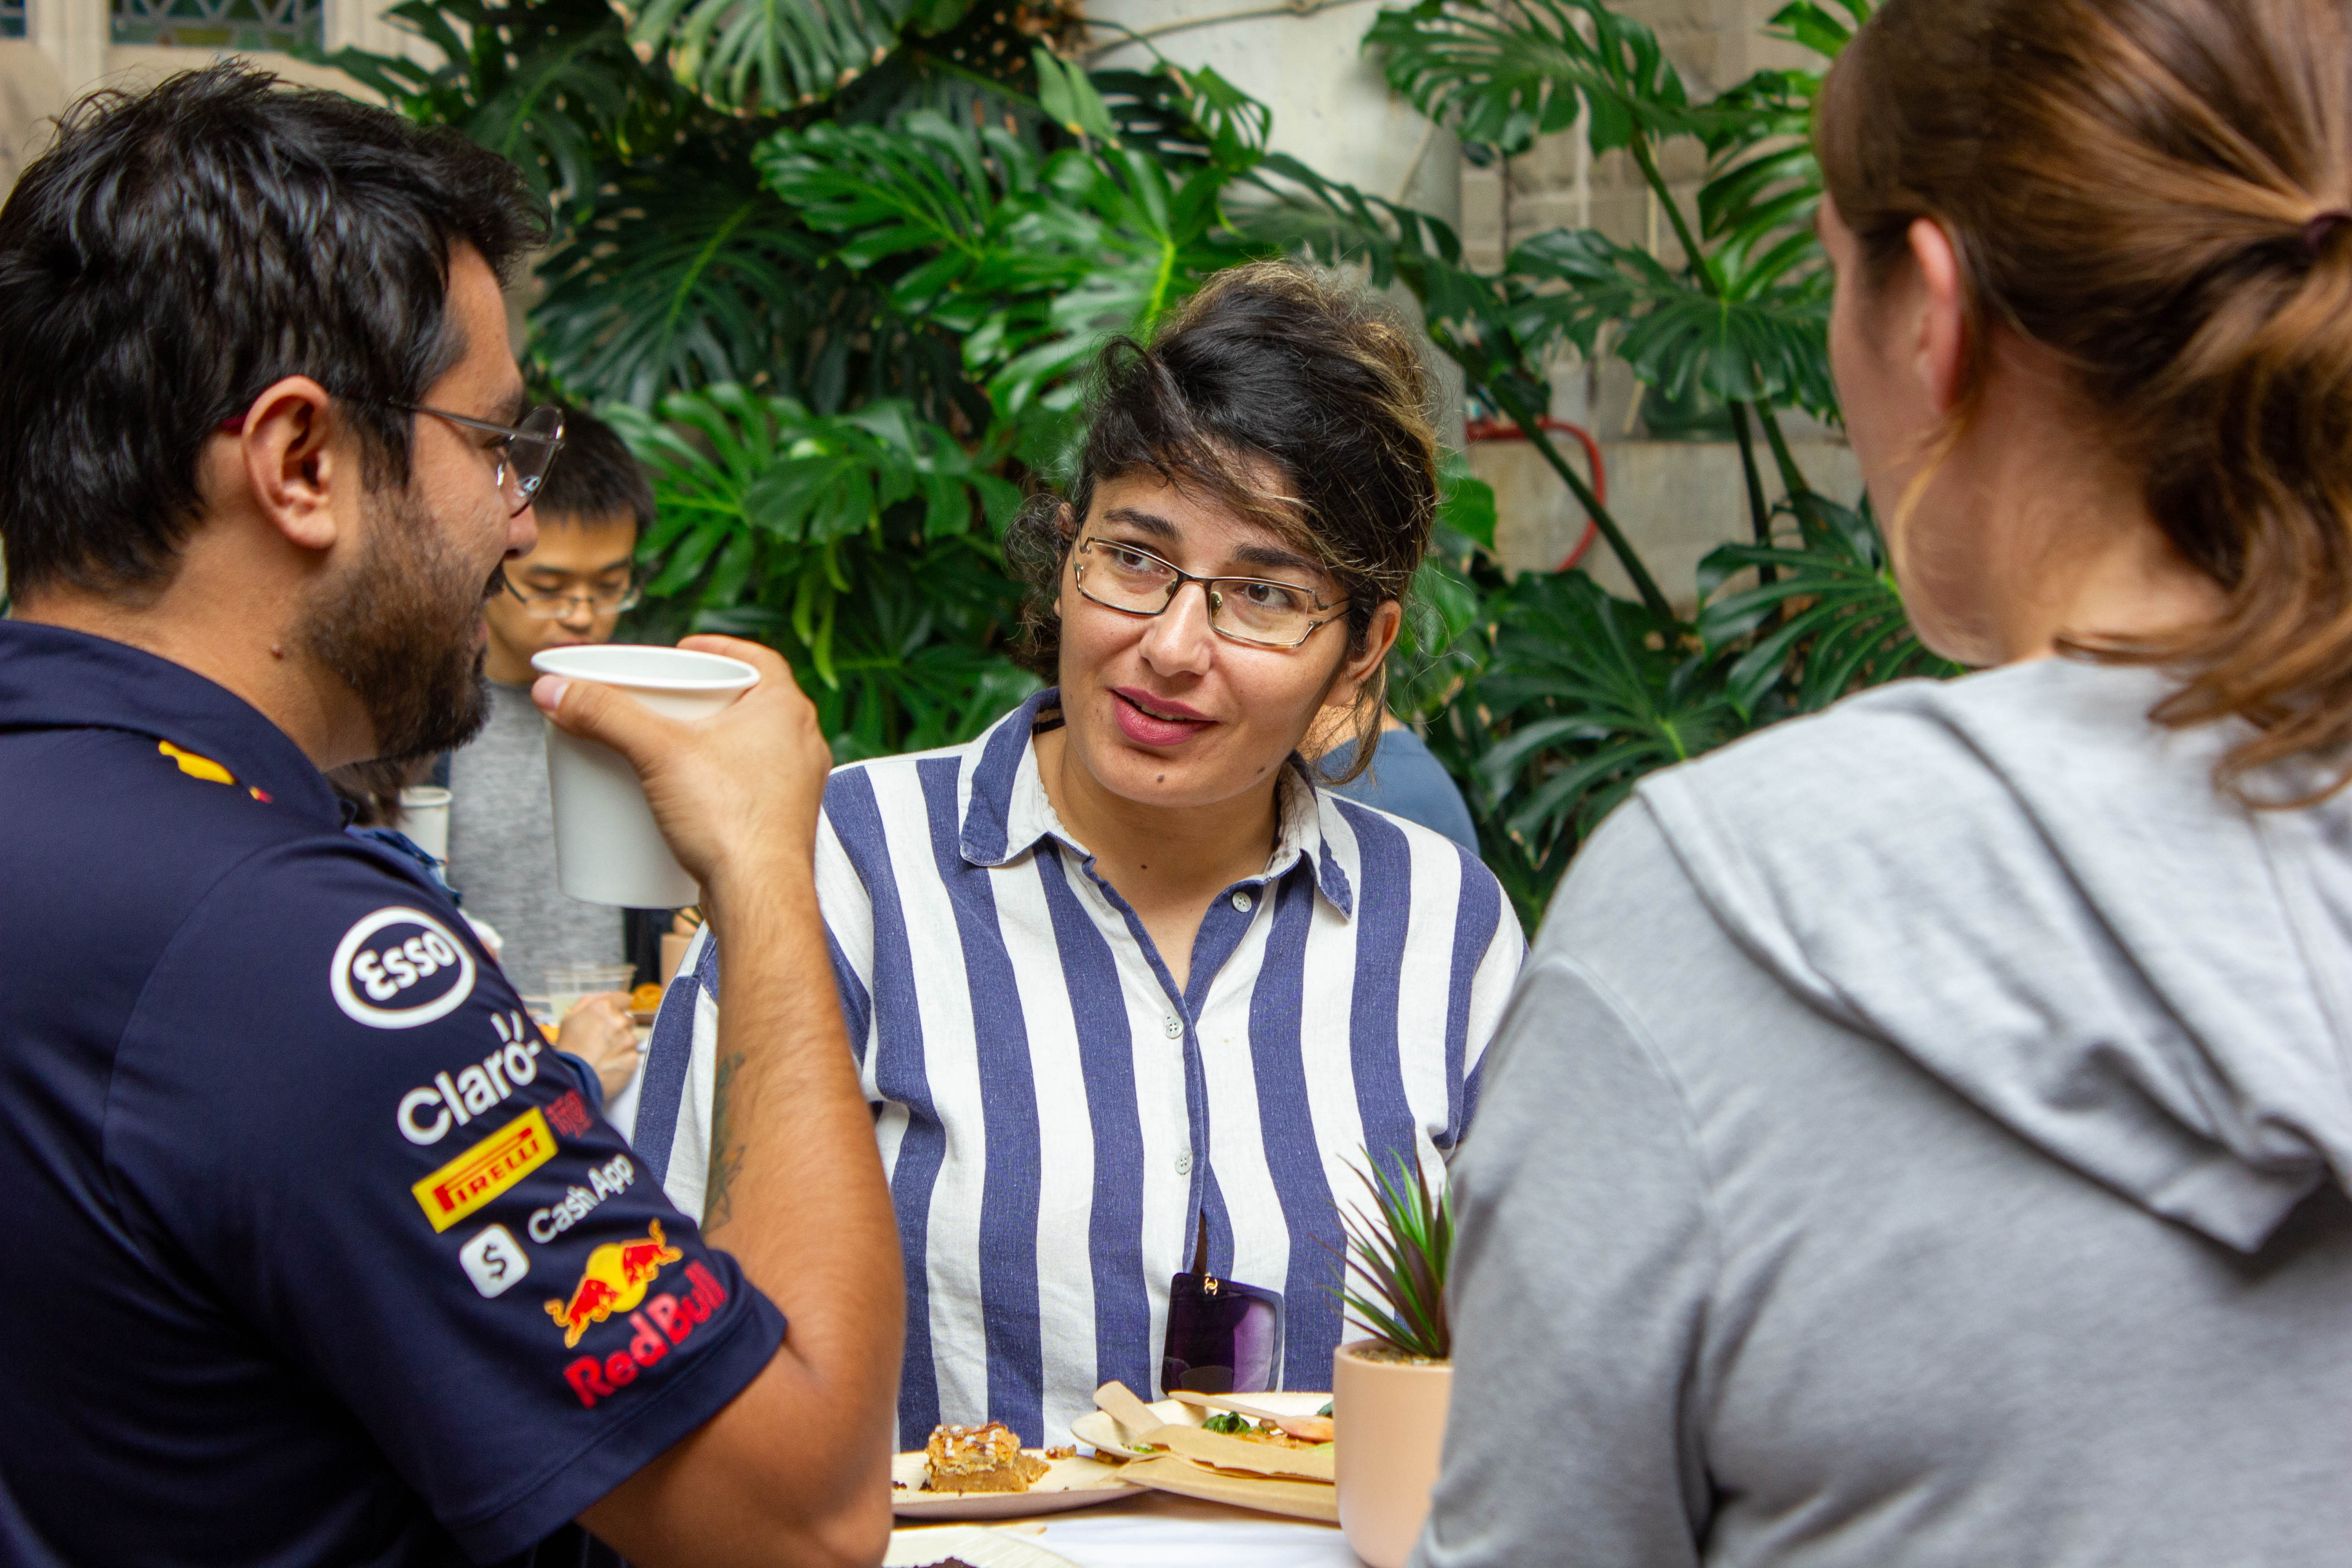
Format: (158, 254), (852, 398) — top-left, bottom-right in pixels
(446, 408), (654, 1086)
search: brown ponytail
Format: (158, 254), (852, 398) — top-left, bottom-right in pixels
(1821, 0), (2352, 799)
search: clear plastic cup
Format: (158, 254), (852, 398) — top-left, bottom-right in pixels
(544, 963), (640, 1027)
(530, 644), (760, 907)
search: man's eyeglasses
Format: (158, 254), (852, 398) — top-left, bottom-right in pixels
(500, 575), (643, 620)
(1073, 536), (1345, 651)
(400, 403), (566, 517)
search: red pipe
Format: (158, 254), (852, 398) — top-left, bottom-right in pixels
(1462, 415), (1607, 572)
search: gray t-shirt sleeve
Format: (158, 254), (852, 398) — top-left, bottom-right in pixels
(1416, 834), (1716, 1567)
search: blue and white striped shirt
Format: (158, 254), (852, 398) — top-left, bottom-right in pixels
(624, 690), (1524, 1446)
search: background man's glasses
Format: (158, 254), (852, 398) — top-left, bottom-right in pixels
(500, 576), (643, 619)
(1073, 536), (1344, 650)
(398, 402), (566, 517)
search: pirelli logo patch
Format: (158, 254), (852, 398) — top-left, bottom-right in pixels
(413, 1107), (555, 1233)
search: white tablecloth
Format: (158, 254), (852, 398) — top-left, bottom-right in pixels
(893, 1492), (1365, 1568)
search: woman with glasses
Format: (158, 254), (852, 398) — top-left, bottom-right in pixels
(444, 407), (652, 1023)
(632, 262), (1525, 1447)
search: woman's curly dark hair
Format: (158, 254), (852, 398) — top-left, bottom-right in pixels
(1004, 260), (1439, 783)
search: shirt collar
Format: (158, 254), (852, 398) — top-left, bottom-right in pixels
(957, 686), (1359, 920)
(0, 620), (343, 827)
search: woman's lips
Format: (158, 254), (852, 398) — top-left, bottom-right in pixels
(1110, 688), (1212, 748)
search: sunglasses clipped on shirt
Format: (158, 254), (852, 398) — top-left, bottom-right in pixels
(1161, 1270), (1287, 1395)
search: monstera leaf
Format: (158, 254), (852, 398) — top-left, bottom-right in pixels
(309, 0), (668, 217)
(1365, 0), (1713, 158)
(756, 68), (1250, 412)
(1506, 227), (1835, 419)
(1695, 491), (1958, 716)
(1470, 573), (1745, 851)
(535, 162), (820, 407)
(628, 0), (911, 113)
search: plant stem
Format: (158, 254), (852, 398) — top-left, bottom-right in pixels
(1485, 378), (1675, 623)
(1756, 404), (1818, 529)
(1728, 401), (1773, 548)
(1627, 135), (1716, 295)
(1728, 402), (1778, 597)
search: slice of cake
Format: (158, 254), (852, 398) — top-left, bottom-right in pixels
(922, 1422), (1050, 1494)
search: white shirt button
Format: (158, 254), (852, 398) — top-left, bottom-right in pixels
(1176, 1152), (1193, 1176)
(1163, 1015), (1183, 1039)
(1231, 891), (1254, 912)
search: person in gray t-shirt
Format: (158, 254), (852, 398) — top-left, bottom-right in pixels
(446, 408), (649, 1011)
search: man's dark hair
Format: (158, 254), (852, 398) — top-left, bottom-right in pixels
(531, 407), (655, 535)
(0, 64), (548, 600)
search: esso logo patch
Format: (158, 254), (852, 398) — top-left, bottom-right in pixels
(331, 906), (477, 1029)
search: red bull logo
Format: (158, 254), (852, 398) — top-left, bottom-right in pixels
(544, 1220), (683, 1348)
(564, 1259), (732, 1408)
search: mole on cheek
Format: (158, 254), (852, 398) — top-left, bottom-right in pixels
(1156, 773), (1166, 783)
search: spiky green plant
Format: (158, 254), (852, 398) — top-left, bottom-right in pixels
(1335, 1145), (1455, 1362)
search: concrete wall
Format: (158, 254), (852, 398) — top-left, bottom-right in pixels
(1472, 436), (1861, 613)
(2, 0), (412, 187)
(1451, 0), (1861, 598)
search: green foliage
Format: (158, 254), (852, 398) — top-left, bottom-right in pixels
(1473, 574), (1744, 848)
(1366, 0), (1706, 159)
(1506, 226), (1834, 420)
(1313, 0), (1951, 920)
(332, 0), (1951, 918)
(534, 160), (821, 406)
(1697, 492), (1957, 717)
(309, 0), (690, 220)
(1335, 1144), (1454, 1362)
(627, 0), (908, 113)
(606, 384), (1031, 754)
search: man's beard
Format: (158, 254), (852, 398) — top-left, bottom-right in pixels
(299, 482), (500, 765)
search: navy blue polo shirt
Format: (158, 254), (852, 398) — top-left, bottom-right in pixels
(0, 621), (786, 1565)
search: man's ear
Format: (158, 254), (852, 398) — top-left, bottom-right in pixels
(1326, 599), (1402, 709)
(229, 376), (345, 553)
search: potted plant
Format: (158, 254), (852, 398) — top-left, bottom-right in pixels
(1332, 1144), (1456, 1568)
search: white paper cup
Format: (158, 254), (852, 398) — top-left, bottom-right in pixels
(530, 644), (760, 907)
(397, 785), (451, 862)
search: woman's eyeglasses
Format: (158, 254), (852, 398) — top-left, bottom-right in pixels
(400, 402), (566, 517)
(499, 575), (642, 620)
(1073, 536), (1345, 651)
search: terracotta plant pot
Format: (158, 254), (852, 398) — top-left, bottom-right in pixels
(1333, 1338), (1453, 1568)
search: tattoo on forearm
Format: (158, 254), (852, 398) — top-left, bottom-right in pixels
(704, 1051), (747, 1233)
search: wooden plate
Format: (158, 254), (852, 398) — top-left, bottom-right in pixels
(1068, 1391), (1338, 1524)
(890, 1450), (1138, 1520)
(1069, 1388), (1332, 1457)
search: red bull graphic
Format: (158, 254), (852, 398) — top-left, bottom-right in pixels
(544, 1220), (684, 1348)
(564, 1259), (732, 1408)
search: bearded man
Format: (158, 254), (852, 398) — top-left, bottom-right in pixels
(0, 65), (898, 1566)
